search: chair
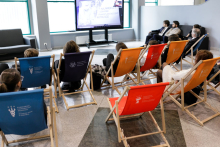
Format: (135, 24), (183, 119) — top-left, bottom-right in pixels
(56, 51), (97, 110)
(206, 66), (220, 96)
(0, 87), (58, 147)
(14, 55), (59, 113)
(165, 40), (189, 71)
(164, 57), (220, 126)
(101, 47), (143, 95)
(182, 34), (208, 67)
(130, 44), (167, 84)
(105, 82), (172, 147)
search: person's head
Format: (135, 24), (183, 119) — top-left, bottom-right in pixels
(63, 40), (80, 54)
(24, 48), (39, 57)
(168, 34), (180, 41)
(0, 69), (22, 93)
(148, 40), (159, 45)
(116, 42), (128, 52)
(191, 28), (201, 38)
(163, 20), (170, 27)
(193, 24), (201, 29)
(172, 21), (179, 28)
(195, 50), (213, 65)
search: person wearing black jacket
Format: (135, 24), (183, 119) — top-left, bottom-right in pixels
(143, 20), (170, 45)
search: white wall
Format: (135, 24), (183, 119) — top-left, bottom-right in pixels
(140, 0), (219, 50)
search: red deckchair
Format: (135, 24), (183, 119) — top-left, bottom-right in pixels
(105, 82), (172, 147)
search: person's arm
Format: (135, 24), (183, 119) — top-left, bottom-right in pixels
(172, 69), (192, 81)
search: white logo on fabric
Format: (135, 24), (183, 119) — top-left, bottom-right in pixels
(8, 106), (16, 117)
(136, 97), (142, 104)
(29, 66), (33, 74)
(69, 62), (76, 68)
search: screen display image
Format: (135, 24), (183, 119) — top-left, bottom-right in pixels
(75, 0), (124, 30)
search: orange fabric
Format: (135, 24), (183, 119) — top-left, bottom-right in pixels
(173, 57), (220, 95)
(166, 40), (189, 64)
(114, 48), (143, 77)
(140, 44), (167, 72)
(109, 82), (170, 116)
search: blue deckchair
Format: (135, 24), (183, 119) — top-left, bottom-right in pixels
(183, 34), (208, 66)
(0, 87), (58, 147)
(14, 55), (59, 113)
(56, 51), (97, 110)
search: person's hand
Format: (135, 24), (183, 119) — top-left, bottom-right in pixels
(149, 31), (151, 33)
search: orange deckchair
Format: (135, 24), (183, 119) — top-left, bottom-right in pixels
(105, 82), (172, 147)
(101, 47), (143, 95)
(165, 40), (189, 71)
(164, 57), (220, 126)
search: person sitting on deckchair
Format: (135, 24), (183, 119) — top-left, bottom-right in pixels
(161, 34), (181, 64)
(0, 69), (47, 122)
(157, 50), (213, 93)
(102, 42), (128, 76)
(140, 40), (159, 66)
(54, 40), (81, 92)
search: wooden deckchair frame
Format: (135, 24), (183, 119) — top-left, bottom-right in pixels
(164, 60), (220, 126)
(56, 51), (97, 110)
(105, 83), (173, 147)
(206, 69), (220, 95)
(15, 55), (59, 113)
(182, 34), (208, 67)
(101, 48), (144, 95)
(0, 87), (58, 147)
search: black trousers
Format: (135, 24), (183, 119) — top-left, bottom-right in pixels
(153, 34), (168, 43)
(103, 53), (116, 77)
(145, 35), (153, 44)
(0, 63), (9, 74)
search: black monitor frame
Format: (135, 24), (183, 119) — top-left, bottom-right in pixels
(75, 0), (124, 31)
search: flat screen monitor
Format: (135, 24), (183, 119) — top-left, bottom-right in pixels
(75, 0), (124, 31)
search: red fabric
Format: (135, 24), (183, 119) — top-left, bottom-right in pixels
(140, 44), (167, 72)
(109, 82), (169, 116)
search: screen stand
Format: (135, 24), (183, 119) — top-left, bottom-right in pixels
(86, 29), (117, 49)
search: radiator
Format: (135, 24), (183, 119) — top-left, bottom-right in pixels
(76, 34), (112, 45)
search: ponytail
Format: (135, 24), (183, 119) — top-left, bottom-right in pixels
(0, 83), (8, 93)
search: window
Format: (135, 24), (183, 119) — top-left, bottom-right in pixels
(0, 0), (31, 35)
(124, 0), (130, 28)
(160, 0), (194, 6)
(47, 0), (76, 33)
(47, 0), (130, 33)
(145, 0), (158, 6)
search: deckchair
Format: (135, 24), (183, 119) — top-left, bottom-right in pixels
(56, 51), (97, 110)
(15, 55), (59, 113)
(101, 47), (143, 95)
(0, 87), (58, 147)
(183, 34), (208, 66)
(164, 57), (220, 126)
(165, 40), (189, 71)
(130, 44), (167, 84)
(105, 82), (173, 147)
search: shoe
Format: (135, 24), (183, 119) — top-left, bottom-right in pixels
(61, 84), (70, 91)
(140, 45), (144, 47)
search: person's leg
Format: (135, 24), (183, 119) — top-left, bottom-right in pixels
(103, 58), (107, 66)
(163, 36), (169, 43)
(157, 70), (163, 83)
(153, 34), (163, 42)
(145, 35), (153, 44)
(0, 63), (9, 74)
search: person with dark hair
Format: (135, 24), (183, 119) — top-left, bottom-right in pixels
(160, 34), (181, 64)
(185, 24), (201, 39)
(0, 69), (22, 93)
(103, 42), (128, 76)
(140, 40), (159, 66)
(153, 21), (181, 43)
(54, 40), (81, 92)
(142, 20), (170, 46)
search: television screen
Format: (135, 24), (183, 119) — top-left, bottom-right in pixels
(75, 0), (124, 30)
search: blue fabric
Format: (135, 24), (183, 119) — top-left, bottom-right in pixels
(0, 89), (47, 135)
(62, 52), (91, 82)
(188, 34), (208, 55)
(19, 56), (51, 88)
